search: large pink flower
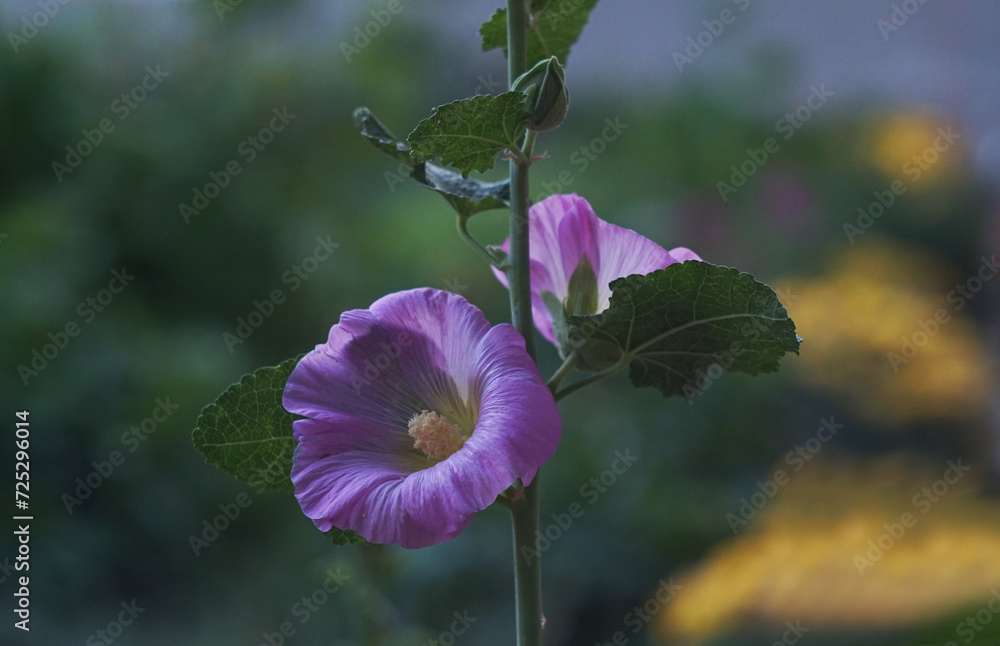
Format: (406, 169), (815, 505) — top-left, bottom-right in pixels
(493, 193), (700, 346)
(283, 289), (561, 548)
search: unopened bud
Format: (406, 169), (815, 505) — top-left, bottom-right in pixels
(565, 254), (599, 316)
(512, 56), (570, 132)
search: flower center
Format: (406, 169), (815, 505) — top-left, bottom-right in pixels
(407, 410), (467, 460)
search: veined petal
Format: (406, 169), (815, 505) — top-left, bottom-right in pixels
(291, 426), (463, 548)
(493, 193), (700, 348)
(369, 288), (490, 431)
(463, 324), (561, 486)
(668, 246), (701, 262)
(283, 309), (421, 430)
(285, 288), (562, 548)
(592, 220), (675, 311)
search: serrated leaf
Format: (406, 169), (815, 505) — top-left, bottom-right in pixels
(407, 93), (530, 177)
(479, 10), (508, 57)
(480, 0), (601, 68)
(354, 107), (509, 217)
(566, 262), (801, 399)
(325, 526), (367, 546)
(193, 357), (367, 546)
(193, 357), (303, 492)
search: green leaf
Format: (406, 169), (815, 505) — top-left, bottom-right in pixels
(325, 526), (368, 546)
(411, 163), (509, 218)
(354, 107), (509, 217)
(565, 262), (801, 399)
(407, 93), (531, 177)
(543, 290), (570, 348)
(353, 106), (413, 166)
(480, 0), (601, 68)
(193, 357), (303, 492)
(193, 357), (367, 546)
(479, 10), (508, 57)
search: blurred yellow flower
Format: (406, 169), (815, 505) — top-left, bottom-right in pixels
(863, 111), (964, 189)
(776, 240), (992, 425)
(656, 455), (1000, 643)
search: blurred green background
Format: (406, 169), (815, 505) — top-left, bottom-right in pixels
(2, 1), (1000, 645)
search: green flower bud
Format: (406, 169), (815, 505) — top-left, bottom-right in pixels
(512, 56), (570, 132)
(564, 254), (599, 317)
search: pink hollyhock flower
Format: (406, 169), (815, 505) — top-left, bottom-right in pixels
(283, 288), (561, 548)
(493, 193), (700, 346)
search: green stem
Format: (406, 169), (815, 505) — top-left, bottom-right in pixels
(554, 357), (630, 402)
(522, 129), (538, 162)
(508, 152), (535, 349)
(505, 0), (533, 360)
(546, 352), (579, 394)
(457, 216), (504, 269)
(510, 476), (541, 645)
(506, 2), (543, 645)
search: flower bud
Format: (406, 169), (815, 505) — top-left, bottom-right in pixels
(512, 56), (570, 132)
(564, 254), (599, 317)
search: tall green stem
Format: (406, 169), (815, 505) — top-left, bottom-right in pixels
(506, 1), (543, 645)
(510, 475), (542, 646)
(506, 0), (534, 362)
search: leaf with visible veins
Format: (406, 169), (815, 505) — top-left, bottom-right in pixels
(354, 107), (510, 217)
(566, 261), (801, 399)
(407, 93), (531, 177)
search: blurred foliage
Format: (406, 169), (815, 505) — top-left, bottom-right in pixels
(1, 2), (997, 645)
